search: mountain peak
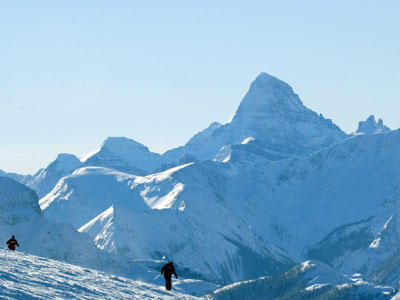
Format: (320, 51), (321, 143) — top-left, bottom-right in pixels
(251, 72), (291, 89)
(0, 176), (42, 219)
(81, 136), (164, 174)
(55, 153), (80, 161)
(81, 137), (151, 165)
(164, 72), (346, 161)
(356, 115), (390, 135)
(43, 153), (82, 178)
(102, 137), (150, 152)
(51, 153), (81, 170)
(233, 73), (306, 122)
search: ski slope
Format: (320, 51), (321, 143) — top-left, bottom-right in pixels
(0, 248), (198, 300)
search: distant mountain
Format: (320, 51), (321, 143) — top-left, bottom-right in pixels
(25, 153), (82, 198)
(164, 72), (347, 162)
(26, 73), (348, 198)
(215, 128), (400, 288)
(40, 164), (294, 284)
(81, 137), (164, 175)
(44, 122), (398, 286)
(25, 138), (165, 199)
(39, 167), (145, 227)
(0, 168), (31, 185)
(208, 260), (395, 300)
(3, 175), (216, 293)
(311, 207), (400, 289)
(0, 176), (129, 277)
(162, 122), (222, 163)
(356, 115), (391, 135)
(224, 128), (400, 250)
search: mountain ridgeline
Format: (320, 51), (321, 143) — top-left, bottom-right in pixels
(1, 72), (399, 299)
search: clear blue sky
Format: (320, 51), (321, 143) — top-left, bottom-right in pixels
(1, 1), (399, 174)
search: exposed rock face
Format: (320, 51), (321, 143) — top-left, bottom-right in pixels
(357, 115), (391, 135)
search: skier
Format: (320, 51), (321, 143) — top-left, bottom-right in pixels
(6, 235), (19, 251)
(160, 261), (178, 291)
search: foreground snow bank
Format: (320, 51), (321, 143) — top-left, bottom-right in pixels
(0, 249), (198, 299)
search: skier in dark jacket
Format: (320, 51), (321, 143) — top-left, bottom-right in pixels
(6, 236), (19, 251)
(160, 261), (177, 290)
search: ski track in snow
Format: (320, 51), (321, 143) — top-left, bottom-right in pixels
(0, 249), (199, 300)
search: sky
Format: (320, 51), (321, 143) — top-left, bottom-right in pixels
(0, 1), (399, 174)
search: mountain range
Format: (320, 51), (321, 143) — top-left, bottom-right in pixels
(1, 72), (399, 299)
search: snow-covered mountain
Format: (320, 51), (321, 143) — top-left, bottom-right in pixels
(314, 207), (400, 289)
(82, 137), (164, 175)
(0, 176), (131, 278)
(38, 120), (398, 286)
(216, 128), (400, 287)
(24, 138), (165, 199)
(164, 72), (347, 162)
(24, 138), (165, 200)
(24, 72), (348, 198)
(25, 153), (82, 198)
(162, 122), (223, 163)
(39, 167), (144, 228)
(356, 115), (391, 135)
(0, 176), (218, 295)
(3, 72), (399, 297)
(40, 164), (294, 284)
(208, 260), (395, 300)
(222, 130), (400, 255)
(0, 168), (31, 185)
